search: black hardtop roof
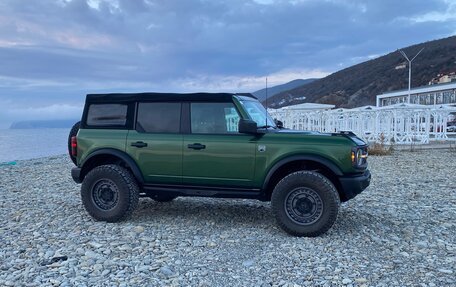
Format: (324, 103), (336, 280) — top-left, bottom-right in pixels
(86, 92), (257, 103)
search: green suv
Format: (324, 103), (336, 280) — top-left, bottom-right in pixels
(69, 92), (370, 237)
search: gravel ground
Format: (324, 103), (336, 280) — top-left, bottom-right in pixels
(0, 150), (455, 286)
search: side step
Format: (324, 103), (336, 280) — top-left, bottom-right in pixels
(142, 184), (266, 200)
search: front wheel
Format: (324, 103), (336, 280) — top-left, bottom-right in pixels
(271, 171), (340, 237)
(81, 165), (139, 222)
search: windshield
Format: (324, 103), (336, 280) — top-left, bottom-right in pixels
(239, 99), (276, 128)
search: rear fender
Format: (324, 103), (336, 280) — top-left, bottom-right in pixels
(79, 148), (144, 184)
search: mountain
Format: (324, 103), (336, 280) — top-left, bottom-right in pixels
(10, 119), (78, 129)
(252, 78), (316, 102)
(268, 36), (456, 108)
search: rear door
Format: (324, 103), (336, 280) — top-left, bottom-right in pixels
(126, 102), (183, 184)
(182, 101), (256, 188)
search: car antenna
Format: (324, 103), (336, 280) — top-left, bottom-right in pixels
(265, 77), (268, 128)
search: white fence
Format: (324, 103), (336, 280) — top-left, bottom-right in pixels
(268, 103), (456, 145)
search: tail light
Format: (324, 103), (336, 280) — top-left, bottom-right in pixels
(71, 136), (77, 157)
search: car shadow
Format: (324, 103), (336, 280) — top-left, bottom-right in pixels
(129, 197), (375, 237)
(131, 197), (276, 228)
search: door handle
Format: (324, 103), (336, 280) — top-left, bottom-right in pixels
(131, 141), (148, 148)
(187, 143), (206, 150)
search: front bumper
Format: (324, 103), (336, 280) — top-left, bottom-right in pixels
(71, 167), (82, 184)
(338, 169), (371, 202)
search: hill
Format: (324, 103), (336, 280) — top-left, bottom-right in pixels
(10, 119), (78, 129)
(268, 36), (456, 108)
(252, 79), (316, 102)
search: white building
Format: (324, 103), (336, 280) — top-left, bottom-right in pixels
(376, 82), (456, 107)
(429, 72), (456, 85)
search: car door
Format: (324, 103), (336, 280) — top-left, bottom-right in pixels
(182, 101), (256, 188)
(126, 102), (183, 184)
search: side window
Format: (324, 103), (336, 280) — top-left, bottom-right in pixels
(191, 102), (240, 134)
(137, 102), (181, 133)
(86, 104), (128, 127)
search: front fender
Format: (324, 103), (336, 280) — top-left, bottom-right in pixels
(262, 154), (343, 191)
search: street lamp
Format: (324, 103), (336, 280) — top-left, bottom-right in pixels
(399, 47), (424, 104)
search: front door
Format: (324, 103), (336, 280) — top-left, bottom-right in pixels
(183, 102), (256, 187)
(126, 102), (183, 184)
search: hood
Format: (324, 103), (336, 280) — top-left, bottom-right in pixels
(270, 128), (367, 146)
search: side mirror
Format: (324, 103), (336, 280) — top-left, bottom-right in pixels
(238, 119), (258, 134)
(274, 119), (284, 129)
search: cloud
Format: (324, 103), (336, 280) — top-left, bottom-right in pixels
(410, 0), (456, 23)
(174, 69), (329, 92)
(0, 0), (455, 127)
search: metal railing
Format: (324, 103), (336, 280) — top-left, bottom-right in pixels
(269, 104), (456, 144)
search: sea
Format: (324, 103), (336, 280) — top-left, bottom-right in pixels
(0, 128), (70, 163)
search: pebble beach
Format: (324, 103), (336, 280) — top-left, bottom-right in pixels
(0, 149), (455, 286)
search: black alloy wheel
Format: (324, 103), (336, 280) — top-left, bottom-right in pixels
(92, 179), (120, 210)
(271, 171), (340, 237)
(284, 187), (324, 225)
(81, 164), (139, 222)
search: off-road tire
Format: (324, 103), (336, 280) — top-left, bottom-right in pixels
(149, 194), (178, 202)
(81, 164), (139, 222)
(68, 121), (80, 165)
(271, 171), (340, 237)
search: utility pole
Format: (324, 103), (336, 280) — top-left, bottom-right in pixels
(399, 47), (424, 104)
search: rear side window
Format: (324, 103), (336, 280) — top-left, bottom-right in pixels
(86, 104), (128, 127)
(137, 102), (181, 133)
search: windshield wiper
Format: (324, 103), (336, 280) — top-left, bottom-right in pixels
(257, 125), (276, 129)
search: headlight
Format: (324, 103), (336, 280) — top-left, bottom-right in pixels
(356, 149), (363, 166)
(352, 146), (368, 168)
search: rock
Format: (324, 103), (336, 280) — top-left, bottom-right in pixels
(45, 250), (55, 258)
(1, 151), (455, 286)
(134, 226), (145, 233)
(207, 242), (217, 247)
(93, 264), (103, 271)
(137, 265), (150, 272)
(242, 260), (254, 267)
(160, 266), (175, 278)
(84, 250), (99, 259)
(89, 242), (103, 249)
(399, 252), (410, 257)
(355, 278), (368, 283)
(49, 279), (61, 285)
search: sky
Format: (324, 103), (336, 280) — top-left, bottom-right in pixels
(0, 0), (455, 128)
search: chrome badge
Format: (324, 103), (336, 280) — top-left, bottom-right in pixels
(258, 145), (266, 152)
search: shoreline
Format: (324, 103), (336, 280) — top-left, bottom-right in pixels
(0, 154), (67, 165)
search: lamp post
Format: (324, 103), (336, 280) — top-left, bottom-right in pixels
(399, 47), (424, 104)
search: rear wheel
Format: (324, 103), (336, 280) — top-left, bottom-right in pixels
(271, 171), (340, 237)
(81, 164), (139, 222)
(68, 121), (80, 165)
